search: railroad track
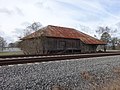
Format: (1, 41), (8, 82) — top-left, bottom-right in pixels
(0, 52), (120, 66)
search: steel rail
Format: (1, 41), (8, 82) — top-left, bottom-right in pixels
(0, 51), (119, 58)
(0, 52), (120, 66)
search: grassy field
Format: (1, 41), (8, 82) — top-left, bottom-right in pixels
(0, 51), (24, 56)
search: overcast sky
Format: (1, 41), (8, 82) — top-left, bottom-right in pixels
(0, 0), (120, 43)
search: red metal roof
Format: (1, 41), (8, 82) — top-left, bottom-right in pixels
(22, 25), (106, 45)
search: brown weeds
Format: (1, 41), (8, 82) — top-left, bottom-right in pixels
(52, 69), (120, 90)
(81, 70), (120, 90)
(113, 67), (120, 73)
(81, 71), (93, 80)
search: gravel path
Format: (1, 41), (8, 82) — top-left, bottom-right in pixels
(1, 56), (120, 90)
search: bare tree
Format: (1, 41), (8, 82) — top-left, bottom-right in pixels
(96, 26), (113, 51)
(19, 22), (46, 55)
(96, 26), (117, 37)
(0, 37), (6, 51)
(96, 26), (119, 51)
(23, 22), (42, 36)
(96, 26), (110, 35)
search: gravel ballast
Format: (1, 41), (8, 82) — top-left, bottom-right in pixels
(1, 56), (120, 90)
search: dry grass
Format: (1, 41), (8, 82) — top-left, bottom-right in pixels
(52, 85), (62, 90)
(97, 79), (120, 90)
(113, 67), (120, 73)
(100, 67), (120, 90)
(52, 68), (120, 90)
(0, 51), (23, 56)
(80, 70), (120, 90)
(95, 67), (120, 90)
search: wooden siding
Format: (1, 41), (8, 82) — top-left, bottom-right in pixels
(80, 42), (97, 53)
(45, 37), (81, 52)
(19, 37), (98, 54)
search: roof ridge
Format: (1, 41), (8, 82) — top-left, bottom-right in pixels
(47, 25), (76, 30)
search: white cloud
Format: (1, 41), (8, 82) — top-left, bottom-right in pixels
(0, 0), (120, 43)
(0, 8), (13, 15)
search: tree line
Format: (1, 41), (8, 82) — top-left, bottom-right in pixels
(96, 26), (120, 50)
